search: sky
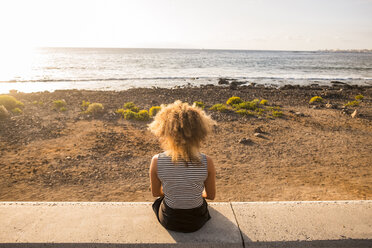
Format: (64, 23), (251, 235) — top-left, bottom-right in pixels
(0, 0), (372, 51)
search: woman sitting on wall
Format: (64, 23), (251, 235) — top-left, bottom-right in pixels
(149, 100), (216, 233)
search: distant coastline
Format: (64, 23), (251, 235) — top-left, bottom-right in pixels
(40, 47), (372, 53)
(318, 49), (372, 53)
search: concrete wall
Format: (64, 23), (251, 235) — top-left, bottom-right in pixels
(0, 201), (371, 247)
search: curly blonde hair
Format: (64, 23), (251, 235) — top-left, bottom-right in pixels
(148, 100), (216, 163)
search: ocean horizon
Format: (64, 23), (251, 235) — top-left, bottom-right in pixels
(1, 47), (372, 93)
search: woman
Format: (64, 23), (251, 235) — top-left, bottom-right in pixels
(148, 100), (216, 233)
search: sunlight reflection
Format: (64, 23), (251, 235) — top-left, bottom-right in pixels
(0, 47), (38, 83)
(0, 82), (66, 94)
(0, 47), (62, 93)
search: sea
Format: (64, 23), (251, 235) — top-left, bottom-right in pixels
(1, 47), (372, 93)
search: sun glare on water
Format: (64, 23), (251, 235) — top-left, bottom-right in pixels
(0, 47), (35, 81)
(0, 47), (48, 93)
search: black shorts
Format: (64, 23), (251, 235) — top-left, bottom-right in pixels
(152, 196), (211, 233)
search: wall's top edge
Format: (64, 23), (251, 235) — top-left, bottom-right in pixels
(0, 200), (371, 206)
(230, 200), (372, 204)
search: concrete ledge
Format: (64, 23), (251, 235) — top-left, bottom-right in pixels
(0, 201), (371, 247)
(0, 202), (241, 248)
(232, 201), (372, 247)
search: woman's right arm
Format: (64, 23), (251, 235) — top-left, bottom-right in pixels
(149, 155), (164, 197)
(203, 155), (216, 200)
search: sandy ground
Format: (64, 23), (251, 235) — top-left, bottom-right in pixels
(0, 84), (371, 202)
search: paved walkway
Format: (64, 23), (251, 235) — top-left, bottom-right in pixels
(0, 201), (371, 247)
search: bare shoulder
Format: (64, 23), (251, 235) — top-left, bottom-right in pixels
(152, 154), (159, 161)
(204, 154), (215, 170)
(150, 154), (159, 170)
(205, 154), (213, 163)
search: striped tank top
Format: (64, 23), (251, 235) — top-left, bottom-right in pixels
(157, 152), (208, 209)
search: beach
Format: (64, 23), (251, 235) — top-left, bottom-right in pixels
(0, 83), (371, 202)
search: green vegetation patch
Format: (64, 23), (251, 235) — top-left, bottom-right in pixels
(345, 100), (360, 107)
(209, 104), (229, 112)
(226, 96), (243, 105)
(53, 99), (67, 111)
(235, 109), (254, 116)
(193, 101), (205, 109)
(116, 102), (151, 121)
(211, 96), (283, 119)
(116, 108), (126, 116)
(81, 100), (90, 110)
(137, 110), (150, 121)
(11, 108), (23, 115)
(0, 95), (24, 110)
(266, 106), (281, 111)
(149, 106), (161, 117)
(123, 109), (137, 120)
(33, 100), (44, 106)
(0, 105), (9, 119)
(123, 102), (139, 112)
(309, 96), (323, 104)
(234, 101), (258, 111)
(355, 94), (364, 100)
(271, 110), (284, 118)
(255, 108), (265, 116)
(117, 108), (151, 121)
(85, 103), (104, 115)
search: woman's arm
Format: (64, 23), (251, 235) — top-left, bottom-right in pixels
(203, 155), (216, 200)
(149, 155), (164, 197)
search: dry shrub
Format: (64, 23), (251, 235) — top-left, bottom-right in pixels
(309, 96), (323, 104)
(226, 96), (243, 105)
(117, 108), (150, 121)
(209, 104), (228, 112)
(11, 108), (23, 115)
(123, 109), (137, 120)
(0, 95), (24, 110)
(193, 101), (205, 109)
(235, 101), (258, 111)
(0, 105), (9, 119)
(85, 103), (104, 116)
(272, 110), (284, 117)
(81, 100), (90, 110)
(123, 102), (139, 112)
(53, 100), (67, 111)
(137, 110), (150, 121)
(149, 106), (161, 117)
(235, 109), (254, 116)
(355, 95), (364, 100)
(345, 100), (360, 107)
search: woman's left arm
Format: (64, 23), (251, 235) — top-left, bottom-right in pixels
(149, 155), (164, 197)
(203, 155), (216, 200)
